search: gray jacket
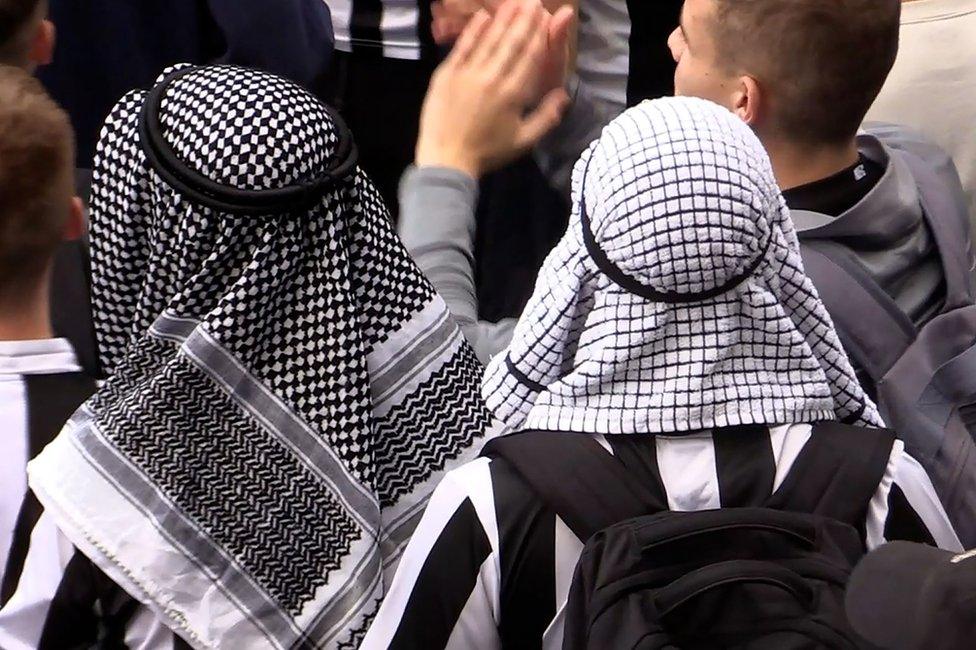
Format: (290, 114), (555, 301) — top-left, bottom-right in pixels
(795, 126), (972, 329)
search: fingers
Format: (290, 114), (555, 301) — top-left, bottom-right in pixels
(447, 9), (492, 65)
(506, 10), (548, 93)
(469, 0), (523, 67)
(514, 87), (570, 150)
(490, 1), (548, 78)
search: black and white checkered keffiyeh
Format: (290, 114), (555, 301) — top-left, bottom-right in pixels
(484, 97), (883, 434)
(28, 65), (502, 649)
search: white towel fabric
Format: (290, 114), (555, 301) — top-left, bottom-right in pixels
(483, 97), (883, 434)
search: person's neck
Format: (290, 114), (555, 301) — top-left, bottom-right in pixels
(0, 283), (54, 342)
(763, 137), (861, 192)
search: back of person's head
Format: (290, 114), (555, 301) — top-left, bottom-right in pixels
(483, 96), (883, 433)
(25, 64), (501, 649)
(0, 0), (52, 70)
(0, 64), (75, 305)
(668, 0), (901, 146)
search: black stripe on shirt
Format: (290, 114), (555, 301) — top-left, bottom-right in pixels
(492, 460), (556, 649)
(389, 497), (492, 649)
(416, 0), (436, 59)
(37, 550), (101, 649)
(767, 422), (894, 543)
(605, 435), (668, 505)
(713, 425), (776, 507)
(349, 0), (384, 56)
(1, 490), (44, 606)
(24, 372), (96, 458)
(884, 484), (938, 547)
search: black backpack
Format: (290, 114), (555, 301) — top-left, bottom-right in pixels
(799, 151), (976, 547)
(483, 424), (895, 649)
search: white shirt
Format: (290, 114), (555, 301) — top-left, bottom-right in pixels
(0, 339), (80, 585)
(866, 0), (976, 224)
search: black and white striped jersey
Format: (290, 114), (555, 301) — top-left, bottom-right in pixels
(576, 0), (682, 112)
(0, 339), (90, 592)
(329, 0), (437, 60)
(0, 503), (183, 650)
(361, 423), (961, 649)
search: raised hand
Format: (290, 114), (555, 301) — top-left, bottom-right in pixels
(416, 0), (572, 178)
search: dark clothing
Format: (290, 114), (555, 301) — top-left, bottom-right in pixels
(39, 0), (335, 167)
(475, 158), (571, 321)
(324, 50), (438, 221)
(790, 130), (956, 332)
(362, 424), (958, 648)
(50, 240), (98, 378)
(2, 360), (95, 606)
(625, 0), (681, 105)
(784, 154), (885, 217)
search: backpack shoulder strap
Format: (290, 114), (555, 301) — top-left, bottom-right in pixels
(23, 371), (96, 459)
(482, 431), (668, 541)
(767, 422), (895, 538)
(800, 241), (916, 381)
(899, 151), (976, 308)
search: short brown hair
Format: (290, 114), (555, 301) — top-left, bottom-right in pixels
(711, 0), (901, 144)
(0, 65), (74, 299)
(0, 0), (41, 65)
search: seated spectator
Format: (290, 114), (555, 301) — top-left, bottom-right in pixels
(0, 64), (502, 648)
(866, 0), (976, 229)
(364, 93), (960, 649)
(403, 0), (976, 544)
(409, 0), (970, 376)
(0, 0), (53, 70)
(0, 67), (92, 594)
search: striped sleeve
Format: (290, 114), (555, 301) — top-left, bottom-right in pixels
(0, 502), (178, 650)
(362, 459), (502, 650)
(865, 440), (963, 552)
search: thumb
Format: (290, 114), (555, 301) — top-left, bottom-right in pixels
(515, 87), (571, 151)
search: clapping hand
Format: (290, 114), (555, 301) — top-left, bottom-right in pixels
(416, 0), (575, 178)
(433, 0), (575, 106)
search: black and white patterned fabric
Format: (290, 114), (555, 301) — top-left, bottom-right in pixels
(26, 65), (503, 649)
(483, 97), (884, 434)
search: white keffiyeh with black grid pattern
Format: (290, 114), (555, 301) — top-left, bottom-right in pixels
(27, 65), (503, 649)
(484, 97), (883, 434)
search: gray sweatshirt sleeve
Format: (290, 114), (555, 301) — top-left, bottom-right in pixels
(398, 166), (518, 364)
(534, 76), (620, 199)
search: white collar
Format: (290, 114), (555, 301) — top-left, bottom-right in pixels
(0, 338), (82, 376)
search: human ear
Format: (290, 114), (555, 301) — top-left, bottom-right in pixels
(62, 197), (85, 242)
(731, 75), (762, 127)
(29, 19), (55, 67)
(667, 26), (684, 63)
